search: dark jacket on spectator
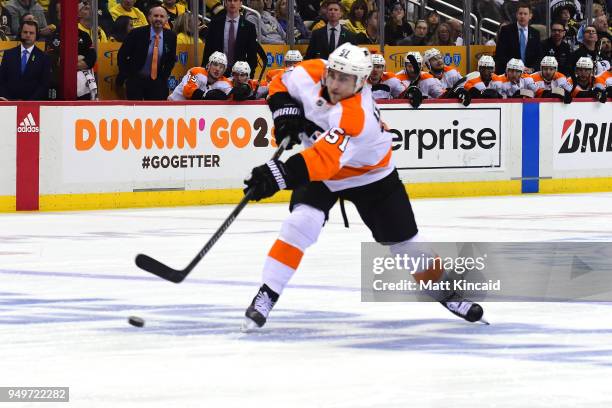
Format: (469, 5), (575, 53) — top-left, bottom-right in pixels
(541, 37), (572, 76)
(202, 12), (258, 77)
(0, 44), (50, 100)
(305, 25), (355, 60)
(495, 22), (542, 74)
(118, 25), (177, 81)
(385, 21), (413, 45)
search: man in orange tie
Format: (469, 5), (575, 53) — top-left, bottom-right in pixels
(117, 6), (177, 100)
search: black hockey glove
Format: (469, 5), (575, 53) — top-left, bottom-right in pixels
(231, 82), (252, 101)
(244, 155), (309, 201)
(405, 86), (423, 108)
(456, 87), (471, 106)
(244, 160), (291, 201)
(203, 88), (229, 100)
(563, 90), (573, 104)
(594, 88), (607, 104)
(268, 92), (304, 150)
(481, 88), (501, 99)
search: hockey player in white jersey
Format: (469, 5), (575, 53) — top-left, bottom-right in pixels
(241, 43), (486, 331)
(229, 61), (268, 100)
(464, 55), (501, 98)
(531, 56), (572, 99)
(367, 54), (406, 100)
(490, 58), (537, 98)
(168, 51), (232, 101)
(422, 47), (471, 106)
(567, 57), (607, 103)
(594, 65), (611, 100)
(396, 51), (444, 104)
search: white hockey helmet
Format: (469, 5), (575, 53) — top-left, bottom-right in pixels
(477, 55), (495, 68)
(423, 48), (442, 67)
(327, 43), (373, 93)
(506, 58), (525, 72)
(404, 51), (423, 68)
(371, 53), (386, 67)
(284, 50), (303, 63)
(540, 56), (558, 69)
(576, 56), (594, 70)
(208, 51), (228, 68)
(232, 61), (251, 76)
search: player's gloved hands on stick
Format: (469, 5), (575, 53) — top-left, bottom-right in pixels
(406, 86), (422, 109)
(594, 88), (607, 104)
(268, 92), (304, 150)
(244, 160), (291, 201)
(231, 83), (252, 101)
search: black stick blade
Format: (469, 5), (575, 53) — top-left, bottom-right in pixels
(135, 254), (187, 283)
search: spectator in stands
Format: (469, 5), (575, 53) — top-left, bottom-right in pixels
(78, 1), (109, 43)
(476, 0), (504, 25)
(594, 16), (611, 42)
(162, 0), (186, 28)
(600, 36), (611, 67)
(0, 2), (14, 39)
(541, 21), (572, 75)
(447, 19), (463, 45)
(245, 0), (286, 44)
(297, 0), (320, 22)
(569, 25), (598, 75)
(4, 0), (47, 36)
(174, 11), (203, 44)
(354, 9), (378, 44)
(117, 6), (177, 99)
(202, 0), (258, 77)
(305, 0), (354, 59)
(111, 0), (148, 28)
(428, 22), (453, 46)
(109, 15), (133, 41)
(276, 0), (310, 42)
(344, 0), (367, 36)
(397, 19), (427, 46)
(494, 2), (542, 74)
(0, 20), (50, 100)
(385, 1), (413, 45)
(551, 0), (579, 49)
(425, 9), (440, 43)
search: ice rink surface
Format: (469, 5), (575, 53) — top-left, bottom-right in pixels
(2, 192), (612, 407)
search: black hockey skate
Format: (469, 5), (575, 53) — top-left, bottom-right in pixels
(441, 292), (488, 324)
(241, 284), (279, 332)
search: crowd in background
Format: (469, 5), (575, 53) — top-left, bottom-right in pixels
(0, 0), (610, 101)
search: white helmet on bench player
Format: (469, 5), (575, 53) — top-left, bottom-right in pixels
(478, 55), (495, 68)
(232, 61), (251, 76)
(371, 53), (386, 67)
(326, 43), (373, 93)
(208, 51), (228, 68)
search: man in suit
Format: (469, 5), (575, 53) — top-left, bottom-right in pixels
(0, 20), (50, 101)
(305, 0), (354, 60)
(202, 0), (258, 77)
(494, 2), (542, 74)
(117, 6), (177, 100)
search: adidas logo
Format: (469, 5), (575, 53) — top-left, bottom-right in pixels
(17, 112), (39, 133)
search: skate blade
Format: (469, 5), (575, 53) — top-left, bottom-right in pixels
(240, 317), (261, 333)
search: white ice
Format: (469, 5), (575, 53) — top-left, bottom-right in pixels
(1, 193), (612, 407)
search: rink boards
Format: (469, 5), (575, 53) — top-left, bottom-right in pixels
(0, 99), (611, 211)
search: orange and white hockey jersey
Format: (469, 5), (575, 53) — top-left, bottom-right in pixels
(169, 67), (232, 100)
(530, 71), (572, 96)
(269, 59), (394, 192)
(463, 72), (498, 92)
(566, 77), (596, 97)
(489, 74), (537, 98)
(431, 66), (463, 89)
(266, 68), (285, 83)
(368, 72), (406, 99)
(594, 70), (612, 90)
(396, 70), (445, 98)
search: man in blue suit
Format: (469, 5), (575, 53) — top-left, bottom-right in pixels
(0, 20), (50, 101)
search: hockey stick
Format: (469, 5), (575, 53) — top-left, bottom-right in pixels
(135, 138), (290, 283)
(252, 43), (268, 98)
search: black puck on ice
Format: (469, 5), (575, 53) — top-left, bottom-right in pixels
(128, 316), (145, 328)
